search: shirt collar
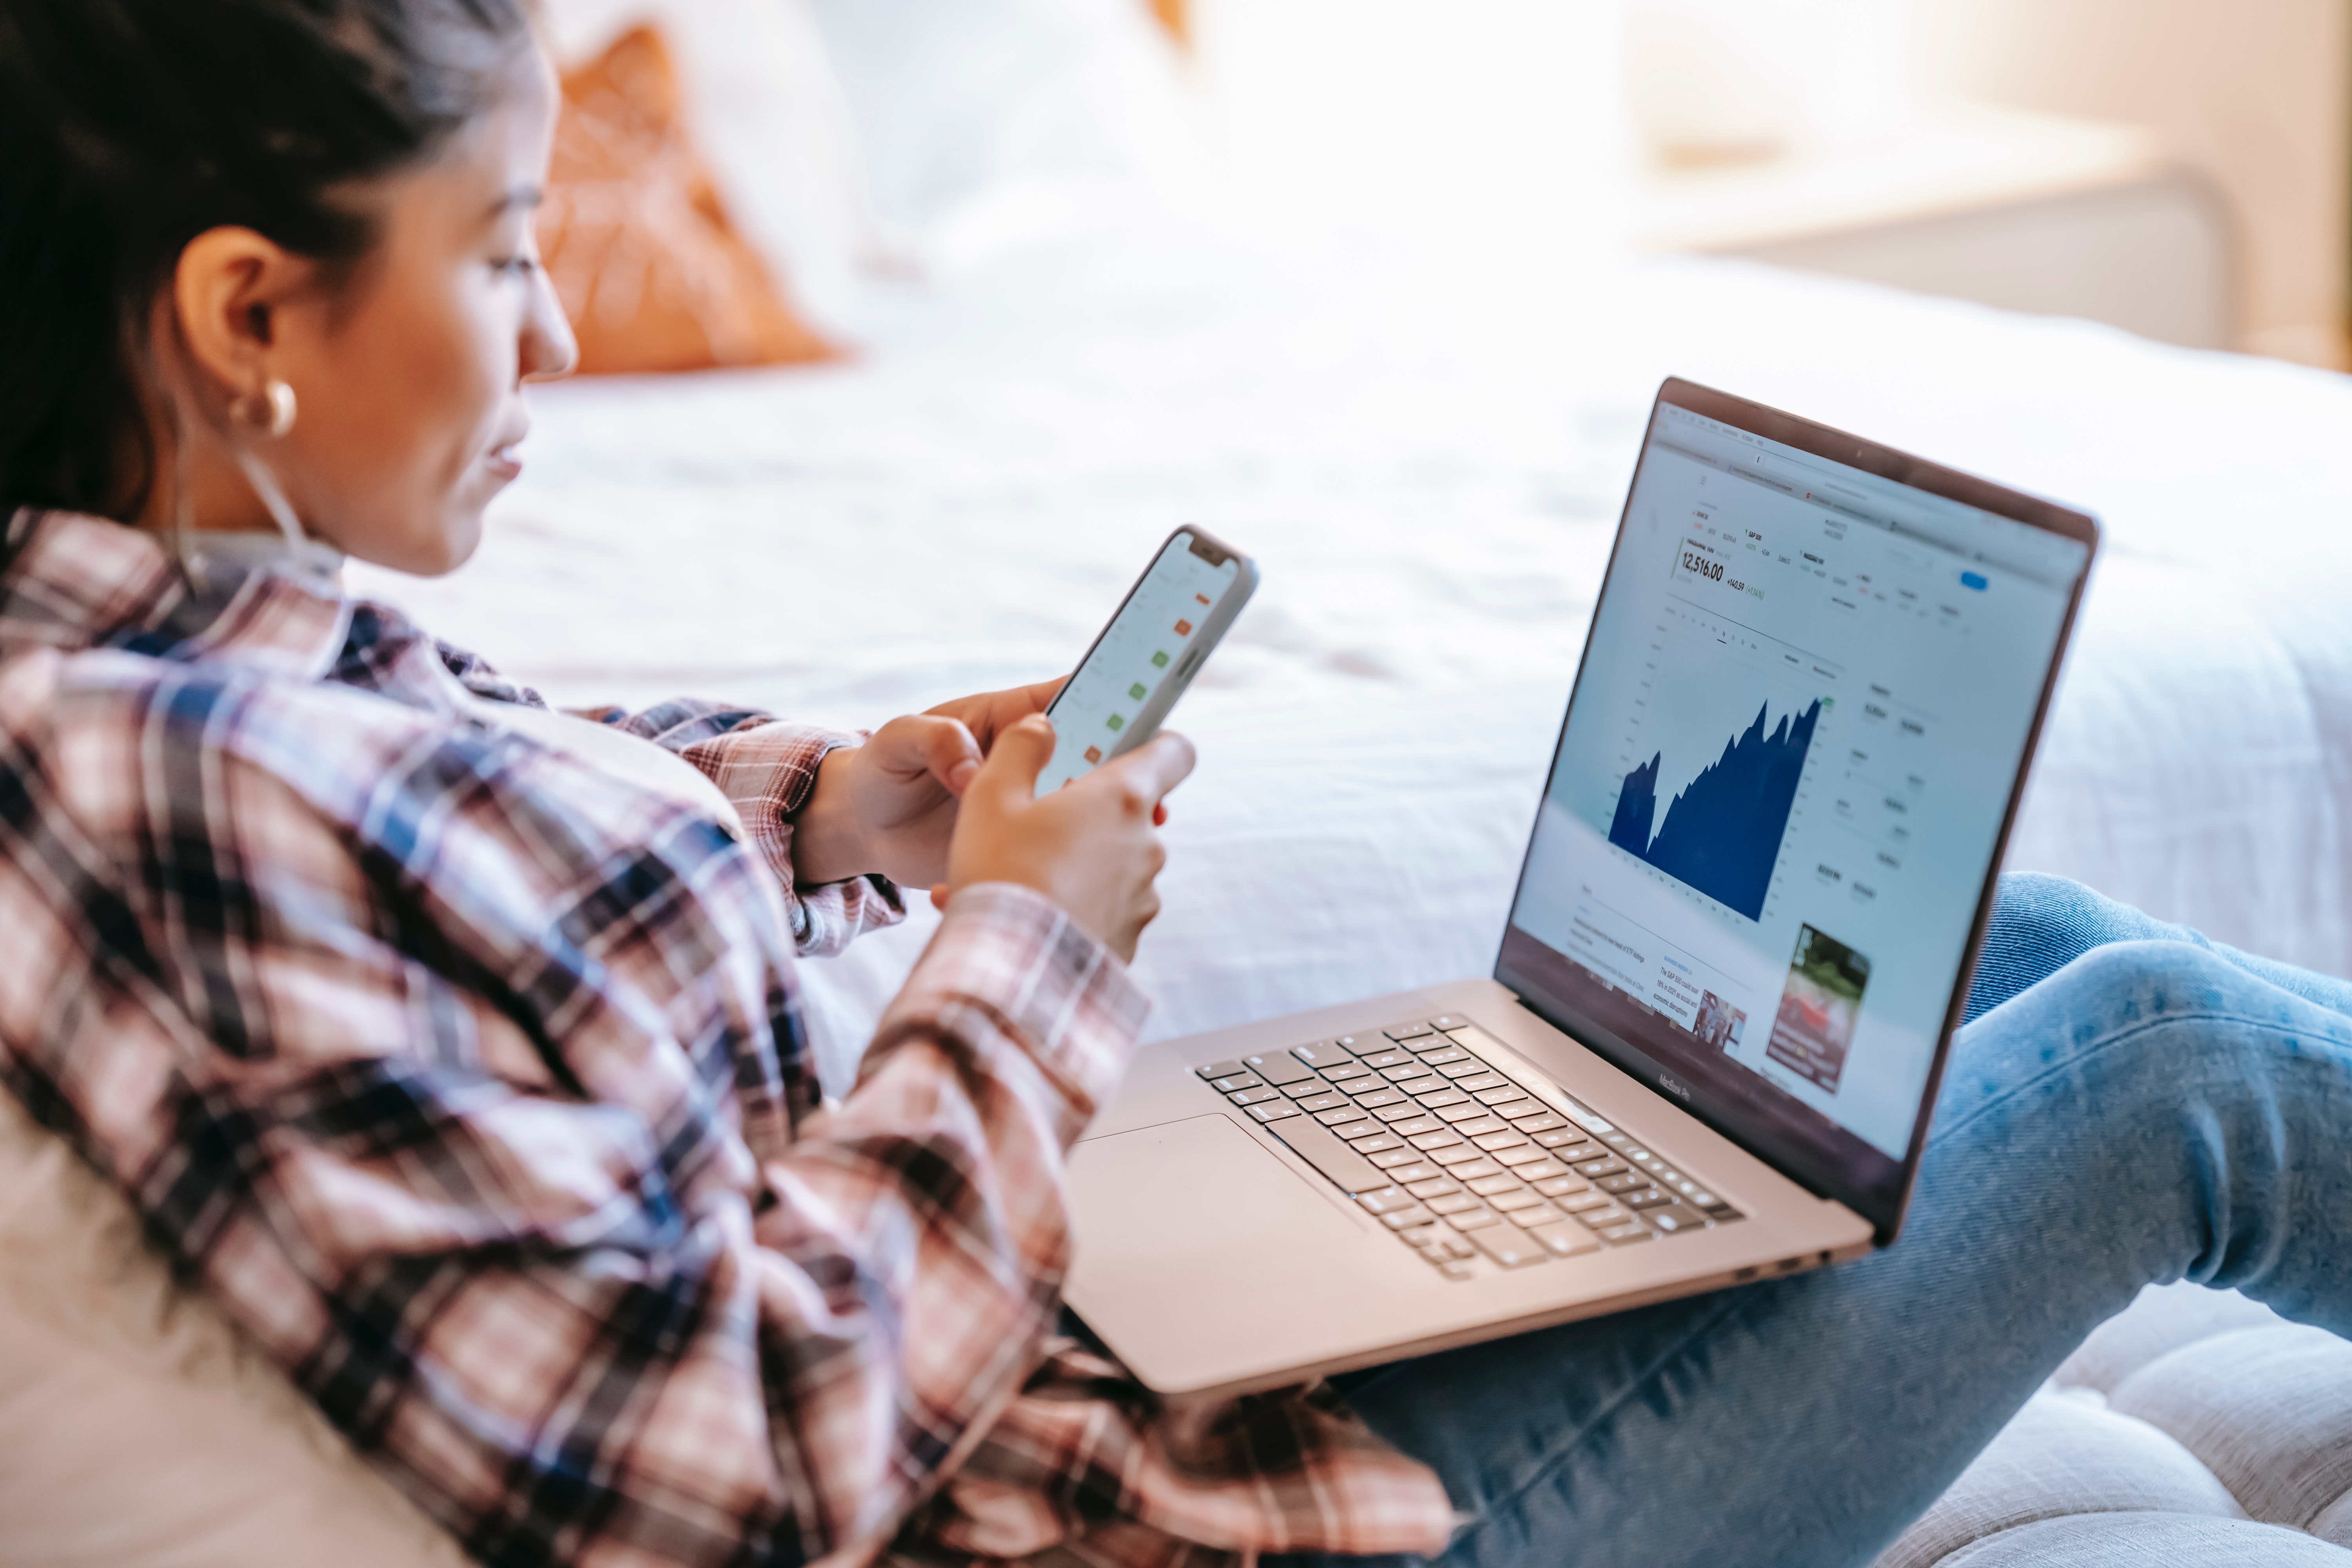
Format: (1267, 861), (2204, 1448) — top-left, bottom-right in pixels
(0, 509), (353, 682)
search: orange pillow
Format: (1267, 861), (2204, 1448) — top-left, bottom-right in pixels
(537, 25), (839, 375)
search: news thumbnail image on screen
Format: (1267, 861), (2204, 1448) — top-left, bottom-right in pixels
(1509, 403), (2088, 1159)
(1034, 532), (1240, 796)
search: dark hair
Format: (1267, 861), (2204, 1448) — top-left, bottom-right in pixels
(0, 0), (531, 520)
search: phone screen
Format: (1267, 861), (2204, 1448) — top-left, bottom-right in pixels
(1036, 531), (1242, 794)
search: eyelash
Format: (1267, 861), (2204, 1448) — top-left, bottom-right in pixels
(494, 256), (537, 277)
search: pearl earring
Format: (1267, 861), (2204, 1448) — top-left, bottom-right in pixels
(240, 379), (298, 439)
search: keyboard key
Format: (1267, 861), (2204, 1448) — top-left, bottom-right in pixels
(1387, 1162), (1443, 1184)
(1527, 1222), (1602, 1258)
(1621, 1189), (1674, 1210)
(1448, 1158), (1505, 1181)
(1404, 1176), (1462, 1200)
(1473, 1084), (1528, 1107)
(1492, 1150), (1549, 1174)
(1196, 1060), (1248, 1081)
(1266, 1116), (1388, 1191)
(1424, 1014), (1470, 1033)
(1499, 1101), (1555, 1123)
(1597, 1172), (1648, 1194)
(1466, 1173), (1523, 1197)
(1389, 1075), (1445, 1098)
(1368, 1148), (1420, 1169)
(1416, 1088), (1471, 1110)
(1415, 1045), (1471, 1067)
(1315, 1106), (1372, 1128)
(1434, 1102), (1490, 1123)
(1597, 1221), (1653, 1245)
(1506, 1203), (1565, 1228)
(1443, 1207), (1501, 1232)
(1208, 1072), (1264, 1093)
(1514, 1159), (1569, 1181)
(1575, 1158), (1629, 1178)
(1575, 1204), (1631, 1229)
(1347, 1131), (1406, 1155)
(1247, 1101), (1301, 1123)
(1439, 1260), (1479, 1281)
(1408, 1129), (1466, 1152)
(1397, 1225), (1444, 1250)
(1472, 1129), (1530, 1153)
(1327, 1033), (1378, 1054)
(1428, 1230), (1478, 1260)
(1381, 1206), (1437, 1230)
(1382, 1020), (1436, 1040)
(1646, 1204), (1710, 1234)
(1426, 1192), (1480, 1215)
(1320, 1060), (1374, 1083)
(1532, 1129), (1590, 1149)
(1243, 1052), (1316, 1086)
(1488, 1188), (1545, 1213)
(1293, 1041), (1357, 1069)
(1465, 1224), (1548, 1268)
(1427, 1142), (1483, 1165)
(1515, 1114), (1573, 1135)
(1283, 1080), (1341, 1101)
(1435, 1059), (1490, 1079)
(1687, 1189), (1719, 1208)
(1455, 1116), (1512, 1138)
(1558, 1190), (1614, 1214)
(1372, 1102), (1431, 1123)
(1455, 1073), (1510, 1093)
(1356, 1186), (1415, 1214)
(1390, 1116), (1448, 1138)
(1533, 1176), (1588, 1199)
(1354, 1088), (1409, 1110)
(1227, 1087), (1283, 1107)
(1296, 1091), (1352, 1114)
(1359, 1049), (1417, 1070)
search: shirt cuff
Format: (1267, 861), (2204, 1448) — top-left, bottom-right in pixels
(673, 720), (907, 957)
(865, 883), (1149, 1127)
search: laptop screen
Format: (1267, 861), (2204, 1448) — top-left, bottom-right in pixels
(1496, 382), (2095, 1238)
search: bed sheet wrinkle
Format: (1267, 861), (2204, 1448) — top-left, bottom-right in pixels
(351, 227), (2352, 1094)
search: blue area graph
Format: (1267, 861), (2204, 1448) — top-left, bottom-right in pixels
(1609, 699), (1823, 920)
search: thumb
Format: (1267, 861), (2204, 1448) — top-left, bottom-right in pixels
(971, 711), (1056, 806)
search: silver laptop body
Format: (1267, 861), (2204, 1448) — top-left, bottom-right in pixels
(1067, 381), (2100, 1399)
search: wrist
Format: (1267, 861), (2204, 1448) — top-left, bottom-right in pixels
(788, 745), (872, 886)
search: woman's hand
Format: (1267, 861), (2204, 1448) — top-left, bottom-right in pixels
(938, 714), (1195, 962)
(789, 677), (1065, 889)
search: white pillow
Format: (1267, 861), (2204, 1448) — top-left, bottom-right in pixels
(0, 1091), (463, 1568)
(536, 0), (892, 326)
(804, 0), (1191, 249)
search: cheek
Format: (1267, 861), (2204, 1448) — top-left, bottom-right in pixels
(322, 273), (512, 490)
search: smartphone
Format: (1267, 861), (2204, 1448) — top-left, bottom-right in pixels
(1035, 526), (1259, 796)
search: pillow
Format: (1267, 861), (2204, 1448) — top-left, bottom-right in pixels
(0, 1091), (463, 1568)
(536, 0), (891, 326)
(537, 24), (840, 374)
(804, 0), (1191, 243)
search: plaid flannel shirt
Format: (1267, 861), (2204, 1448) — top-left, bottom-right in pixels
(0, 511), (1453, 1568)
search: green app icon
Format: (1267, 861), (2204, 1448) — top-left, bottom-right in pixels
(1105, 713), (1125, 732)
(1151, 650), (1171, 668)
(1128, 682), (1147, 701)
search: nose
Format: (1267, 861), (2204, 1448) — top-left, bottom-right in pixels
(521, 263), (578, 383)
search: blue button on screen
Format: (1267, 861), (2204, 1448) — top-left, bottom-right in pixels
(1960, 571), (1988, 591)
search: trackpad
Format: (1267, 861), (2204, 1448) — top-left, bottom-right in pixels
(1069, 1115), (1368, 1274)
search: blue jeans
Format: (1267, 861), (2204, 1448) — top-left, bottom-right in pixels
(1296, 874), (2352, 1568)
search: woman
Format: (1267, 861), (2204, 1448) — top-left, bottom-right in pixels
(1, 3), (2347, 1565)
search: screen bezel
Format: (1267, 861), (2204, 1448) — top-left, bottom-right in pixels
(1494, 378), (2100, 1244)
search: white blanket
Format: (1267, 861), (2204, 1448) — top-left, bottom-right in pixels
(353, 223), (2352, 1093)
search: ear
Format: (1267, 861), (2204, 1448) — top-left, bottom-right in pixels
(170, 227), (313, 406)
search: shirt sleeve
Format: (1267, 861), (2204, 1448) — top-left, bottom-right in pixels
(437, 639), (904, 956)
(22, 674), (1148, 1566)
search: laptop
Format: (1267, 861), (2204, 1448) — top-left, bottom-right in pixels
(1063, 379), (2100, 1399)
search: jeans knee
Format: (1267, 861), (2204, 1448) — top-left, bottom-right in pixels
(2040, 938), (2267, 1028)
(1988, 873), (2120, 958)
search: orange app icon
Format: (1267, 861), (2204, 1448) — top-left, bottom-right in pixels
(1083, 745), (1103, 764)
(1194, 593), (1211, 605)
(1174, 618), (1193, 636)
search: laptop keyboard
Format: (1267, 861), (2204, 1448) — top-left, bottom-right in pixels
(1197, 1016), (1743, 1279)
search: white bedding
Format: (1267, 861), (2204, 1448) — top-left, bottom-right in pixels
(352, 219), (2352, 1093)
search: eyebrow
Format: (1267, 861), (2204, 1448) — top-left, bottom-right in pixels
(490, 183), (545, 217)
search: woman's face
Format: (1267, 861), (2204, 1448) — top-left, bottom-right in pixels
(167, 43), (576, 575)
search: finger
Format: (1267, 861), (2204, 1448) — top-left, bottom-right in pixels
(929, 882), (950, 911)
(909, 714), (983, 794)
(1152, 802), (1167, 828)
(970, 711), (1057, 807)
(1098, 730), (1196, 807)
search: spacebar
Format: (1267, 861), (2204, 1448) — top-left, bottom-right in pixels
(1267, 1116), (1387, 1192)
